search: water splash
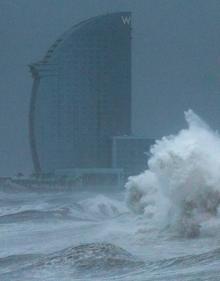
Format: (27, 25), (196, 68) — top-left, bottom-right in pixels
(126, 110), (220, 238)
(79, 195), (128, 219)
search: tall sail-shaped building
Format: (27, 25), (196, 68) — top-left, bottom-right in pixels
(29, 12), (132, 173)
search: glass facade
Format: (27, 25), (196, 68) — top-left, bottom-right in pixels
(29, 12), (131, 173)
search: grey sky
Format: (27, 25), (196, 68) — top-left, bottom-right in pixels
(1, 0), (220, 176)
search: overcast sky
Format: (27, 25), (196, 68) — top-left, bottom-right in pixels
(1, 0), (220, 176)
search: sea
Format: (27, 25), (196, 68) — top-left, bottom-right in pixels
(1, 110), (220, 281)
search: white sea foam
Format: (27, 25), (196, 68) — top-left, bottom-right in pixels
(79, 194), (128, 219)
(126, 110), (220, 237)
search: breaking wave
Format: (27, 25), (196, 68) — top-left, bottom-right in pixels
(126, 110), (220, 238)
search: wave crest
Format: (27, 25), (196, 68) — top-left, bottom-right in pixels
(126, 110), (220, 238)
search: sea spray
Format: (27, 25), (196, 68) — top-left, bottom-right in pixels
(126, 110), (220, 237)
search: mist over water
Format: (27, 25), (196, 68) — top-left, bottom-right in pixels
(1, 110), (220, 280)
(126, 109), (220, 238)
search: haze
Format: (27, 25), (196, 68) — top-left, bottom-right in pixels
(1, 0), (220, 176)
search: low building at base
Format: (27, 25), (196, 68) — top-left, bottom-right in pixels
(54, 168), (124, 189)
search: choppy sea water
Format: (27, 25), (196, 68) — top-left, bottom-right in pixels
(0, 186), (220, 281)
(2, 110), (220, 280)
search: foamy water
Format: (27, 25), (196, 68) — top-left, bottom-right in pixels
(1, 110), (220, 280)
(126, 109), (220, 238)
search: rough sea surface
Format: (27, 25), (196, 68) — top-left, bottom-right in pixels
(0, 187), (220, 281)
(0, 186), (220, 281)
(1, 110), (220, 280)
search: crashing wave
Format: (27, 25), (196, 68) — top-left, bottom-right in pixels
(126, 110), (220, 238)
